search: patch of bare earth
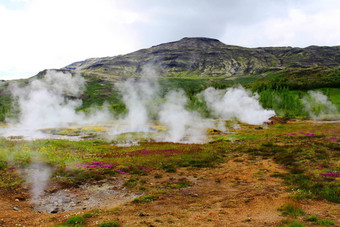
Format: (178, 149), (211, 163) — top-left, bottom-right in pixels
(0, 153), (339, 226)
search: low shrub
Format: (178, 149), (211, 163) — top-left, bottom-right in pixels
(63, 215), (85, 226)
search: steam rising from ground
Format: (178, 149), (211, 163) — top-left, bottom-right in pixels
(111, 79), (274, 142)
(201, 86), (276, 125)
(26, 161), (52, 203)
(3, 70), (112, 138)
(302, 91), (338, 120)
(9, 70), (85, 129)
(1, 69), (278, 142)
(159, 90), (212, 143)
(114, 77), (159, 131)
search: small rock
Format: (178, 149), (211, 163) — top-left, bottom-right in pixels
(15, 199), (20, 202)
(139, 211), (150, 217)
(50, 207), (58, 213)
(13, 206), (19, 211)
(14, 196), (26, 201)
(47, 187), (59, 193)
(185, 193), (198, 197)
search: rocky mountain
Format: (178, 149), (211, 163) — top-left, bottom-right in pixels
(64, 37), (340, 80)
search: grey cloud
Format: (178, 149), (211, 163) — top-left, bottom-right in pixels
(117, 0), (300, 47)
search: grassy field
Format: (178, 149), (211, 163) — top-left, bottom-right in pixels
(0, 120), (339, 226)
(0, 69), (339, 226)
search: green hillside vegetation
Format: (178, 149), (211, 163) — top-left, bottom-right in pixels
(75, 67), (340, 119)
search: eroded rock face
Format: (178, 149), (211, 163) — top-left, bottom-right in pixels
(64, 37), (340, 79)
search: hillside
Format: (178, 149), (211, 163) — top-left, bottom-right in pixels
(64, 37), (340, 80)
(1, 37), (340, 121)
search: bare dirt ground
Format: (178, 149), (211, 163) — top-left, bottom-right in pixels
(1, 153), (339, 226)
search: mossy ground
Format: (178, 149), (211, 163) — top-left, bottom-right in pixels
(0, 120), (339, 226)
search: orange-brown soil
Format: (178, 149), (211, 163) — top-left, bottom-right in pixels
(1, 153), (339, 226)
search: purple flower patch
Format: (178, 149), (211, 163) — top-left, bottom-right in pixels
(287, 133), (297, 136)
(76, 161), (115, 169)
(103, 164), (114, 168)
(329, 137), (340, 142)
(116, 169), (127, 174)
(320, 172), (340, 177)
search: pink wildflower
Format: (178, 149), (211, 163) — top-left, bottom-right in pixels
(116, 169), (127, 174)
(103, 164), (114, 168)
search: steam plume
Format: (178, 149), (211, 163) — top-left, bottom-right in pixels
(201, 86), (275, 125)
(159, 90), (212, 143)
(27, 161), (51, 203)
(8, 70), (85, 129)
(302, 90), (339, 120)
(114, 77), (159, 131)
(4, 70), (112, 138)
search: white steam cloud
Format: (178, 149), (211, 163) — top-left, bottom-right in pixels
(3, 70), (113, 138)
(201, 86), (276, 125)
(1, 68), (277, 143)
(302, 90), (339, 120)
(26, 161), (52, 203)
(8, 70), (85, 129)
(159, 90), (212, 143)
(114, 77), (159, 131)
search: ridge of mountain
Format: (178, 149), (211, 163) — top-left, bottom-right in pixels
(64, 37), (340, 80)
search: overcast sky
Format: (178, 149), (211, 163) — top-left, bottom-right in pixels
(1, 0), (340, 80)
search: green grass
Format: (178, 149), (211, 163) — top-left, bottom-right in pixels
(252, 66), (340, 91)
(82, 212), (97, 218)
(305, 215), (335, 226)
(133, 194), (156, 203)
(317, 219), (335, 226)
(0, 93), (14, 122)
(281, 219), (305, 227)
(281, 203), (305, 216)
(0, 138), (224, 187)
(0, 121), (338, 204)
(63, 215), (85, 226)
(325, 88), (340, 108)
(99, 221), (119, 227)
